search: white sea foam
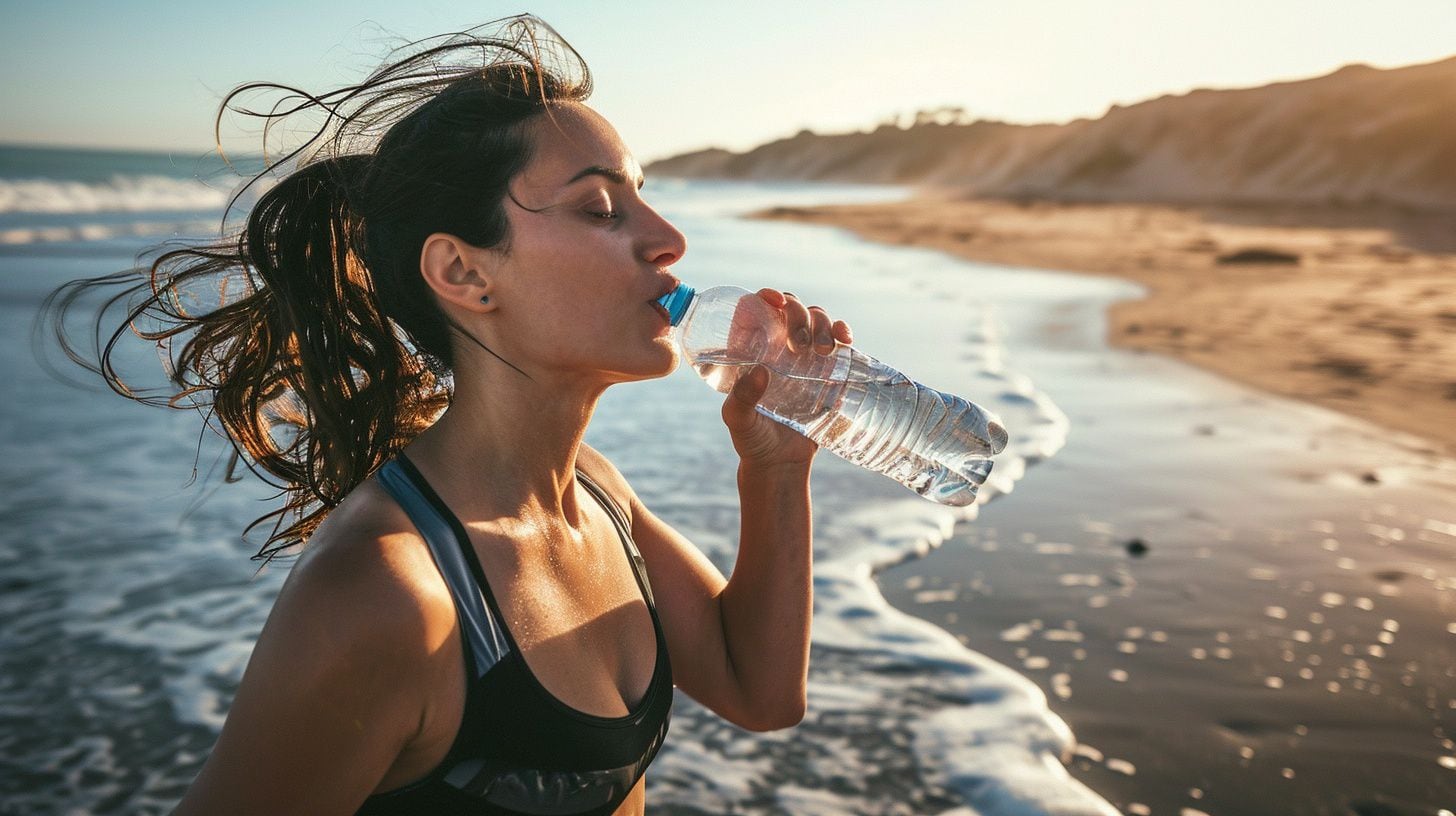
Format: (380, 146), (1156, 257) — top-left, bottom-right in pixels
(0, 175), (231, 214)
(0, 219), (222, 246)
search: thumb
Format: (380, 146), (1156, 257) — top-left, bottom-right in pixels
(722, 365), (769, 422)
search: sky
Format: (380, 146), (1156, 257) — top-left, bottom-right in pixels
(3, 0), (1455, 164)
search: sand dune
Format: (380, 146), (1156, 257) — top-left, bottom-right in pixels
(650, 56), (1456, 212)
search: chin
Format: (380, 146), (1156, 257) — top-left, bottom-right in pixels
(607, 342), (680, 383)
(646, 341), (681, 378)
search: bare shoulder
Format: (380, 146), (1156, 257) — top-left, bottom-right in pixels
(172, 477), (456, 814)
(287, 476), (455, 631)
(255, 476), (460, 703)
(576, 442), (639, 521)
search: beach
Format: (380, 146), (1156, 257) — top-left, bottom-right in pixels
(10, 10), (1456, 813)
(754, 194), (1456, 814)
(753, 195), (1456, 457)
(6, 149), (1455, 814)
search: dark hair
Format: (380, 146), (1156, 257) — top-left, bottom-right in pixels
(33, 14), (592, 567)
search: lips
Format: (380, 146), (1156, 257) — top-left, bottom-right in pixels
(652, 275), (681, 302)
(649, 300), (671, 323)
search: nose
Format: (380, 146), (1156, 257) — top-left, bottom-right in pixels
(640, 203), (687, 268)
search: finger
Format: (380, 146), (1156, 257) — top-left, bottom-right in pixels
(756, 288), (787, 308)
(722, 365), (769, 421)
(805, 306), (833, 355)
(833, 319), (854, 345)
(780, 294), (812, 353)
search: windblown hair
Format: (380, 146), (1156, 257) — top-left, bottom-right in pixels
(34, 14), (592, 566)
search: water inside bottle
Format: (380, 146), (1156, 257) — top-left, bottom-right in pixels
(688, 346), (1005, 506)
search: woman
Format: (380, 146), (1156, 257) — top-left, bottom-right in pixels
(43, 14), (853, 816)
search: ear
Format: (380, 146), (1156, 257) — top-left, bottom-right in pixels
(420, 232), (497, 312)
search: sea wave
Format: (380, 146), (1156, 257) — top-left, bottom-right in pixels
(0, 219), (223, 248)
(0, 175), (236, 214)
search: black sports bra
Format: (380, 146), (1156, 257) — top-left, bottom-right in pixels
(356, 453), (673, 816)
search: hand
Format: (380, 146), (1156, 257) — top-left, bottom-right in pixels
(720, 288), (855, 470)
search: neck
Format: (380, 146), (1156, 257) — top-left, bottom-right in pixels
(402, 355), (607, 529)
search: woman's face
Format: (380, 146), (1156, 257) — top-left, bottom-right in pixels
(479, 102), (687, 386)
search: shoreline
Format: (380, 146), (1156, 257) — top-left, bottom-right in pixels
(750, 195), (1456, 457)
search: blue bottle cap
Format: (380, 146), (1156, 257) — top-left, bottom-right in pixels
(656, 283), (696, 327)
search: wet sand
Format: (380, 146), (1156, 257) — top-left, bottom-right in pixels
(752, 195), (1456, 457)
(748, 196), (1456, 814)
(880, 487), (1456, 815)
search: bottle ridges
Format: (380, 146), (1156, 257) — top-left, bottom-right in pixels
(691, 344), (1006, 506)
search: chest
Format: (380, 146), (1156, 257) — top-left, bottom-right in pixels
(494, 553), (656, 704)
(384, 520), (661, 793)
(465, 508), (660, 719)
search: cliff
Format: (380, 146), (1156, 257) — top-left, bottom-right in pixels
(647, 56), (1456, 212)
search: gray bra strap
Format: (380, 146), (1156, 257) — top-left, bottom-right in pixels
(576, 470), (656, 609)
(376, 458), (510, 678)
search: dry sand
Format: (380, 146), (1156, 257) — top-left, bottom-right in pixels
(752, 195), (1456, 455)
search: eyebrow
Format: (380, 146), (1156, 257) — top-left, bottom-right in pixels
(566, 165), (646, 190)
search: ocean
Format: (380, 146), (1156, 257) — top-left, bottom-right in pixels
(0, 145), (1100, 815)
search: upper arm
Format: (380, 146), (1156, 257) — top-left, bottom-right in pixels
(576, 444), (759, 728)
(173, 535), (446, 816)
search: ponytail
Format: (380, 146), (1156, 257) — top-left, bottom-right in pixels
(34, 14), (589, 567)
(224, 155), (449, 549)
(38, 154), (448, 565)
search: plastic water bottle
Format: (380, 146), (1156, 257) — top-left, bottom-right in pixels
(657, 283), (1009, 506)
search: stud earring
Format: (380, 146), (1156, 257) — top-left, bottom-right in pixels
(479, 295), (490, 304)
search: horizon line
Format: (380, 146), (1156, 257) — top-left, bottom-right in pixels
(7, 50), (1453, 161)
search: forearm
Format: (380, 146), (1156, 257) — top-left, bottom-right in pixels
(717, 461), (814, 728)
